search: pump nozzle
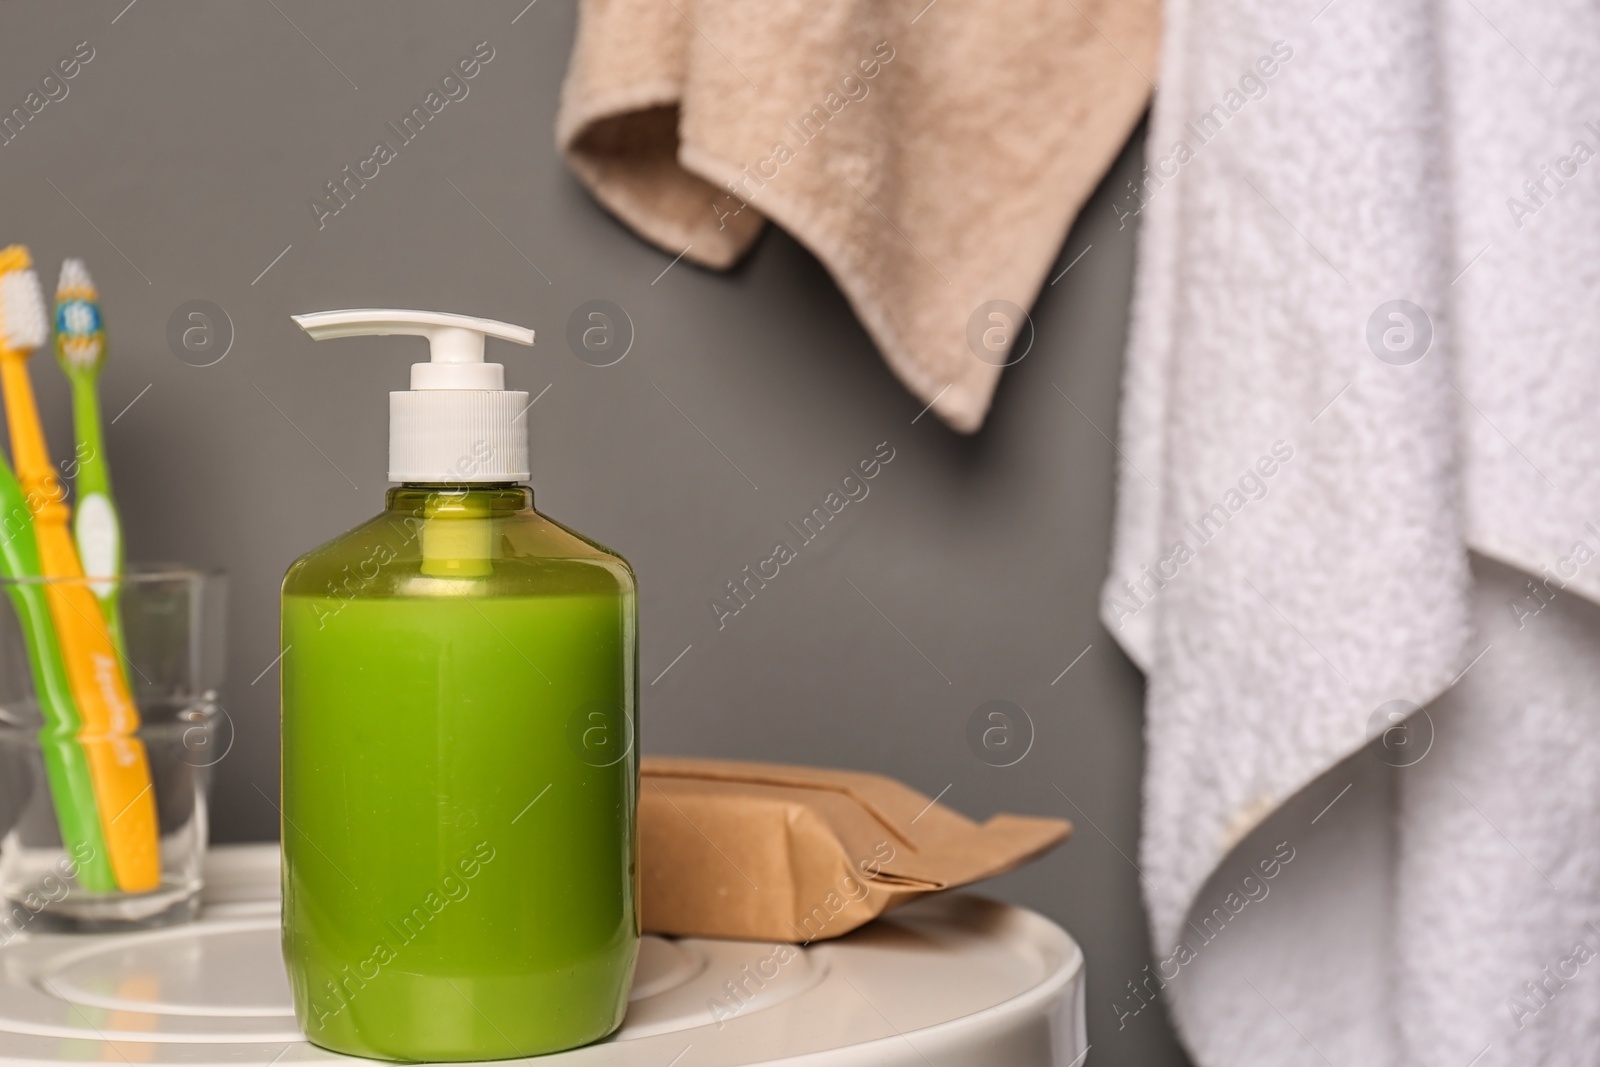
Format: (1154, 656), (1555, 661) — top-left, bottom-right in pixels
(292, 309), (534, 390)
(292, 308), (538, 483)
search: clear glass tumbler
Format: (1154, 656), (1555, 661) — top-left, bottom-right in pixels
(0, 565), (226, 932)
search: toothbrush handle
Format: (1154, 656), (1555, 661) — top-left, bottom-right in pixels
(38, 737), (118, 892)
(0, 448), (118, 891)
(38, 560), (159, 891)
(10, 573), (118, 891)
(1, 350), (158, 891)
(0, 354), (64, 519)
(70, 376), (125, 656)
(70, 376), (111, 501)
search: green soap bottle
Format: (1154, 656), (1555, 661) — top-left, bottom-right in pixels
(279, 310), (638, 1061)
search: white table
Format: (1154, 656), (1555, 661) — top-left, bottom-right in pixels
(0, 844), (1086, 1066)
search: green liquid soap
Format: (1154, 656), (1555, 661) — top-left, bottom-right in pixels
(281, 485), (638, 1060)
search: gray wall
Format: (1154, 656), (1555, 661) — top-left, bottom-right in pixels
(0, 4), (1189, 1065)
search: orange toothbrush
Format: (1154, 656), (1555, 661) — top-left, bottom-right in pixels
(0, 245), (157, 892)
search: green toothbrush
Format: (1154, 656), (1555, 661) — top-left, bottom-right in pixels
(54, 259), (124, 658)
(2, 545), (118, 893)
(0, 259), (115, 892)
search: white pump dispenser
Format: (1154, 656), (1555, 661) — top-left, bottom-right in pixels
(292, 309), (536, 484)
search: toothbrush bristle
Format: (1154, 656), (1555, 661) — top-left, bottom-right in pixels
(56, 258), (96, 300)
(60, 334), (104, 369)
(0, 269), (49, 352)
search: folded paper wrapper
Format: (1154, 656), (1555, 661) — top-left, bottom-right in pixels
(639, 757), (1072, 942)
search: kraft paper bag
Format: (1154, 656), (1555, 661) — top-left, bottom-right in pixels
(639, 757), (1072, 942)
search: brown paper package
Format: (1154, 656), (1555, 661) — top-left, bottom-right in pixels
(639, 757), (1072, 943)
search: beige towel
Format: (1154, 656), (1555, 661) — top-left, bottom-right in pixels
(557, 0), (1160, 432)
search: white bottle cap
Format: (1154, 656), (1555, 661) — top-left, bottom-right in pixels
(291, 309), (536, 484)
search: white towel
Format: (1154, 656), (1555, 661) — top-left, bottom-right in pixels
(1104, 0), (1600, 1062)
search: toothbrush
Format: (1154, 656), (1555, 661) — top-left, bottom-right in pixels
(0, 448), (116, 891)
(54, 259), (125, 658)
(0, 245), (158, 893)
(0, 254), (114, 890)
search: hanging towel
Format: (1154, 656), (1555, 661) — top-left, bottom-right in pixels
(556, 0), (1160, 432)
(1104, 0), (1600, 1062)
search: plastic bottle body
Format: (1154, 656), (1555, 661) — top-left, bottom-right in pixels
(280, 485), (638, 1060)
